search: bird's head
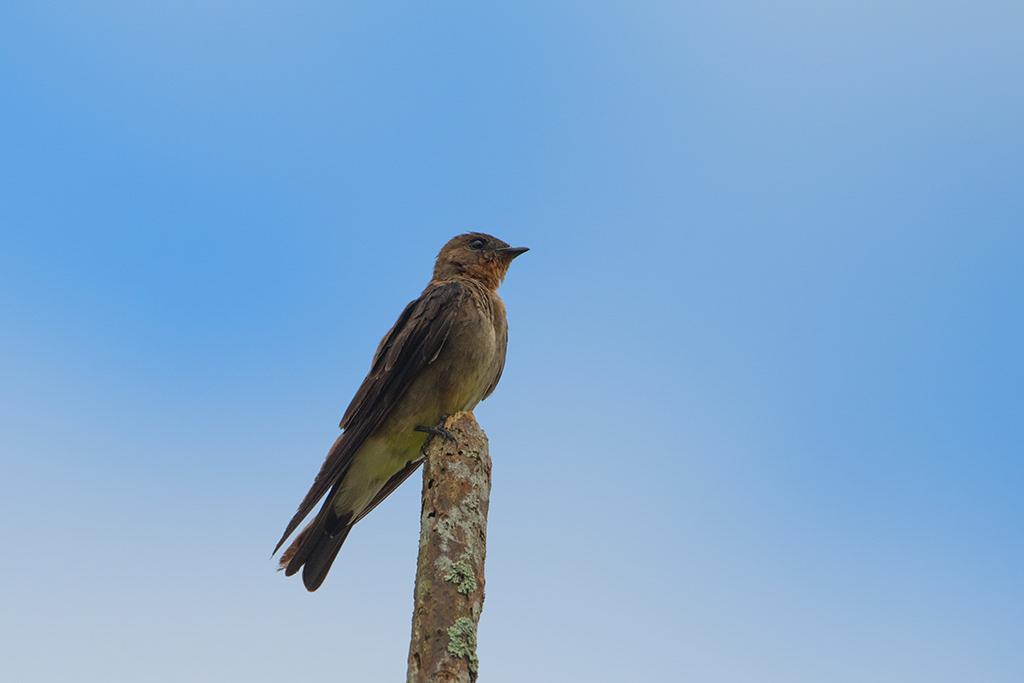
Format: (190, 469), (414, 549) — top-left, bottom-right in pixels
(433, 233), (528, 289)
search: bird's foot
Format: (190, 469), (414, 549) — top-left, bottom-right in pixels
(415, 415), (457, 442)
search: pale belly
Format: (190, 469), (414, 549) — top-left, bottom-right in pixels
(331, 430), (429, 515)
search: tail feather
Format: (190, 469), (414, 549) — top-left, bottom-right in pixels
(278, 510), (353, 592)
(301, 525), (352, 592)
(278, 523), (312, 573)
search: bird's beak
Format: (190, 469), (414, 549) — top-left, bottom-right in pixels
(496, 246), (529, 259)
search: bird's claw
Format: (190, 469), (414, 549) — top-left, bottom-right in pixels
(415, 415), (457, 443)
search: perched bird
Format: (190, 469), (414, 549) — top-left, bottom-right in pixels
(275, 232), (528, 591)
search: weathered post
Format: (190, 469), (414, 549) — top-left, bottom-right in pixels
(407, 412), (491, 683)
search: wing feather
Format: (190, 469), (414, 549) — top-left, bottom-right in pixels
(273, 281), (468, 554)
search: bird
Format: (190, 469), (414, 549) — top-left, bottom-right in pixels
(274, 232), (528, 591)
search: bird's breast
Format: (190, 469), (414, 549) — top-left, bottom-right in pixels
(433, 302), (503, 410)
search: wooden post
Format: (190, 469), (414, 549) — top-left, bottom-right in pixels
(407, 412), (491, 683)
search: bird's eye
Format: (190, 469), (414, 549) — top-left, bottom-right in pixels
(469, 238), (485, 250)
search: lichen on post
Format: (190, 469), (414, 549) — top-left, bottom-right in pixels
(407, 412), (491, 683)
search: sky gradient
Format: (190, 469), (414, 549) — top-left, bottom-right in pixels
(2, 2), (1022, 681)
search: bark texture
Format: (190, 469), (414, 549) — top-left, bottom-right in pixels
(407, 412), (491, 683)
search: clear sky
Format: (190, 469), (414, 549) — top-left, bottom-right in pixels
(2, 2), (1022, 681)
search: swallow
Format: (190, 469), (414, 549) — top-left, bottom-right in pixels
(274, 232), (527, 591)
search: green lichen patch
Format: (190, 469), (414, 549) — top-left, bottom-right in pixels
(444, 561), (478, 595)
(446, 617), (479, 676)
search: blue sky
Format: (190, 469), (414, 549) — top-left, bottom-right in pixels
(1, 2), (1022, 681)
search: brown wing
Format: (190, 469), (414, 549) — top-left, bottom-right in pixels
(339, 281), (467, 431)
(273, 281), (469, 554)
